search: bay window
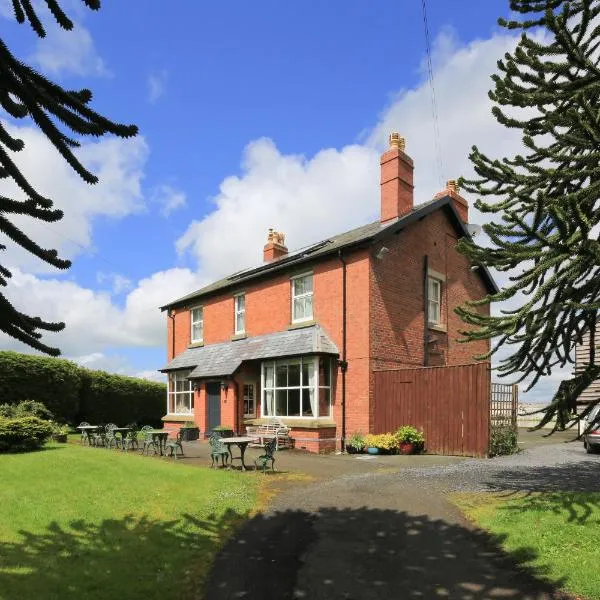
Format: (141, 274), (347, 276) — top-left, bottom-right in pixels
(261, 356), (331, 418)
(167, 370), (194, 415)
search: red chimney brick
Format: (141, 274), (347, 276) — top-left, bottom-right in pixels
(380, 132), (414, 223)
(263, 229), (288, 262)
(434, 179), (469, 223)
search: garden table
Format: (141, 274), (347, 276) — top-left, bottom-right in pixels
(219, 436), (255, 471)
(76, 425), (98, 445)
(148, 430), (169, 456)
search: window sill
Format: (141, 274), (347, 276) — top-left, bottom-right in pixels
(244, 417), (335, 429)
(428, 323), (447, 333)
(162, 414), (195, 422)
(188, 341), (204, 348)
(231, 333), (247, 341)
(288, 319), (317, 331)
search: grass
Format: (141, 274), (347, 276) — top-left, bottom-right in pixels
(0, 442), (260, 600)
(453, 491), (600, 600)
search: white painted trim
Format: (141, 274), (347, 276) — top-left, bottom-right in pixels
(190, 305), (204, 344)
(234, 293), (246, 335)
(291, 272), (314, 324)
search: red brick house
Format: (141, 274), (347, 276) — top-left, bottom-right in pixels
(159, 133), (497, 452)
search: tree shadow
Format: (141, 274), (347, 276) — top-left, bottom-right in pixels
(479, 461), (600, 525)
(206, 507), (571, 600)
(0, 509), (247, 600)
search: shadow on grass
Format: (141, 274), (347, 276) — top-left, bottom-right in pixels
(479, 460), (600, 525)
(0, 509), (248, 600)
(206, 507), (571, 600)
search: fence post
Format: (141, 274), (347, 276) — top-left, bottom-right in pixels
(512, 384), (519, 428)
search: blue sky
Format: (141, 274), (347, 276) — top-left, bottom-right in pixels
(0, 1), (558, 401)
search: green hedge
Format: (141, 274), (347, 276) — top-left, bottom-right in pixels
(0, 416), (53, 452)
(0, 351), (166, 427)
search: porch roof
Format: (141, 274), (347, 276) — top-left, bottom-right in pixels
(159, 325), (339, 379)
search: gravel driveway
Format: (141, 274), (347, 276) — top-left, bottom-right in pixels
(206, 439), (596, 600)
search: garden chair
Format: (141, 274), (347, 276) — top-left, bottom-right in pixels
(78, 422), (90, 446)
(254, 437), (277, 473)
(139, 426), (158, 456)
(91, 425), (107, 448)
(121, 429), (139, 452)
(209, 433), (229, 468)
(105, 424), (120, 450)
(164, 429), (185, 459)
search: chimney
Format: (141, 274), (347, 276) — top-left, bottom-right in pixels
(380, 132), (414, 223)
(263, 228), (288, 262)
(434, 179), (469, 223)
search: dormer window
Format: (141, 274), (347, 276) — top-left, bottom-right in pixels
(291, 273), (313, 323)
(191, 307), (203, 343)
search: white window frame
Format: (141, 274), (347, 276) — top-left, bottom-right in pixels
(167, 370), (194, 415)
(234, 293), (246, 335)
(190, 306), (203, 344)
(261, 356), (331, 418)
(243, 382), (256, 418)
(427, 277), (442, 326)
(291, 272), (314, 324)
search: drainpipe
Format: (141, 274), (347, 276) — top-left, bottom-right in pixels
(168, 309), (175, 360)
(423, 255), (429, 367)
(338, 250), (348, 452)
(233, 379), (240, 435)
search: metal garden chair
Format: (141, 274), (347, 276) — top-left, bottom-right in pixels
(254, 438), (277, 473)
(78, 422), (90, 445)
(164, 429), (185, 459)
(121, 429), (139, 452)
(209, 433), (229, 468)
(139, 426), (157, 456)
(91, 424), (107, 447)
(105, 424), (120, 449)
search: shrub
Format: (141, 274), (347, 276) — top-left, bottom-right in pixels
(0, 400), (54, 420)
(347, 432), (365, 450)
(364, 433), (397, 451)
(489, 425), (518, 457)
(394, 426), (425, 445)
(0, 416), (53, 452)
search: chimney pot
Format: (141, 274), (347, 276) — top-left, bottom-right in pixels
(263, 229), (288, 262)
(434, 178), (469, 223)
(389, 132), (406, 152)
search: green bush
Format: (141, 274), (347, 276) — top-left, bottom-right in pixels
(394, 426), (425, 445)
(0, 400), (54, 420)
(347, 432), (365, 450)
(0, 351), (166, 426)
(489, 425), (518, 457)
(0, 416), (53, 452)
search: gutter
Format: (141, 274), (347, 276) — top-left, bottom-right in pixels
(338, 249), (348, 452)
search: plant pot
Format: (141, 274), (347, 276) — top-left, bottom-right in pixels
(399, 442), (415, 455)
(180, 427), (199, 442)
(346, 445), (363, 454)
(367, 447), (380, 455)
(213, 428), (234, 438)
(53, 433), (68, 443)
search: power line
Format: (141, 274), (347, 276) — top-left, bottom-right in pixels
(421, 0), (445, 187)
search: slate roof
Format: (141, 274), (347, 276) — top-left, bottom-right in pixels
(161, 196), (498, 311)
(160, 324), (339, 378)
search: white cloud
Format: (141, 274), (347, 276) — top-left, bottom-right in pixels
(96, 272), (133, 295)
(148, 70), (168, 104)
(0, 266), (203, 356)
(152, 184), (187, 217)
(176, 139), (379, 282)
(31, 20), (110, 77)
(68, 352), (166, 382)
(0, 122), (148, 272)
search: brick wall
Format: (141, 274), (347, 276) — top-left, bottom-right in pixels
(370, 206), (490, 373)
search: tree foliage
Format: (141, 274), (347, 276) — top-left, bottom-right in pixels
(456, 0), (600, 431)
(0, 0), (137, 355)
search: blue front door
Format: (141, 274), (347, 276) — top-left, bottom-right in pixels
(206, 382), (221, 433)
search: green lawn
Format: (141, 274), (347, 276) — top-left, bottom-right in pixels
(0, 442), (259, 600)
(453, 491), (600, 600)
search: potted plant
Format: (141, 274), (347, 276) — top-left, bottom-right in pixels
(212, 425), (234, 438)
(394, 426), (425, 455)
(51, 423), (70, 443)
(346, 432), (365, 454)
(180, 421), (200, 441)
(363, 433), (397, 455)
